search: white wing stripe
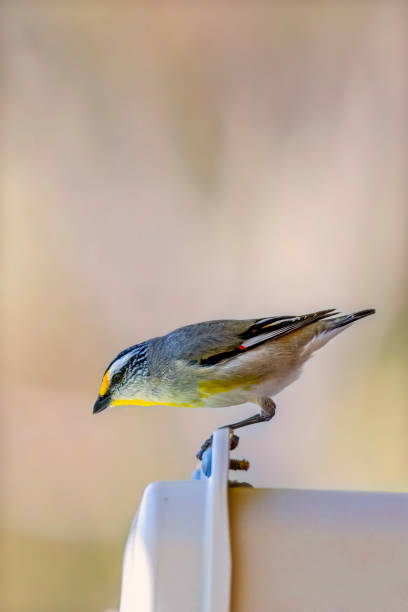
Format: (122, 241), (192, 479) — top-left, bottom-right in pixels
(242, 330), (279, 348)
(255, 316), (298, 328)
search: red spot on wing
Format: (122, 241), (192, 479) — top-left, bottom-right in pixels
(238, 344), (245, 350)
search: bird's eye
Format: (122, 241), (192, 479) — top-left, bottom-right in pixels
(112, 372), (123, 385)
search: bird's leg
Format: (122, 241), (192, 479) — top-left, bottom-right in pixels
(219, 397), (276, 431)
(196, 397), (276, 460)
(218, 412), (266, 430)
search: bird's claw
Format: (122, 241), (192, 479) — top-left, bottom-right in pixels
(196, 435), (213, 461)
(229, 432), (240, 451)
(196, 431), (239, 461)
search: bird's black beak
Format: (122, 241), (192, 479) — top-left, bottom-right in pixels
(93, 394), (110, 414)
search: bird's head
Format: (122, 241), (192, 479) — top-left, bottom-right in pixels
(93, 342), (149, 414)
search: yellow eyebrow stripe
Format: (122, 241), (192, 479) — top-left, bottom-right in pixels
(98, 371), (109, 396)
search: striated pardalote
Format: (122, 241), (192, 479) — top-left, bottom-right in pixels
(93, 308), (375, 433)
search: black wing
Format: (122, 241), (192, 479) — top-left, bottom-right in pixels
(199, 308), (337, 366)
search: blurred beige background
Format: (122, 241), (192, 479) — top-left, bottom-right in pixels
(2, 2), (407, 611)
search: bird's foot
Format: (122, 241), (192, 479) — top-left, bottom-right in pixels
(196, 435), (212, 461)
(196, 397), (276, 461)
(196, 430), (239, 461)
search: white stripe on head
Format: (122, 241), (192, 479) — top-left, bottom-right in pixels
(108, 348), (140, 379)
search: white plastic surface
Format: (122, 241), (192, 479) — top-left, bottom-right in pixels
(119, 430), (408, 612)
(119, 480), (207, 611)
(202, 429), (231, 612)
(229, 487), (408, 612)
(119, 428), (232, 612)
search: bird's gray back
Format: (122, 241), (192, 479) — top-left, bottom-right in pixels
(156, 319), (257, 363)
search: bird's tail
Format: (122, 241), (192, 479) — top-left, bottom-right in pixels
(300, 308), (375, 358)
(327, 308), (376, 330)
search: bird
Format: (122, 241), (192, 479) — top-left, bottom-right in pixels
(93, 308), (375, 440)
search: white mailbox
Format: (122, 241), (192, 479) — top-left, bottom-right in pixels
(119, 429), (408, 612)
